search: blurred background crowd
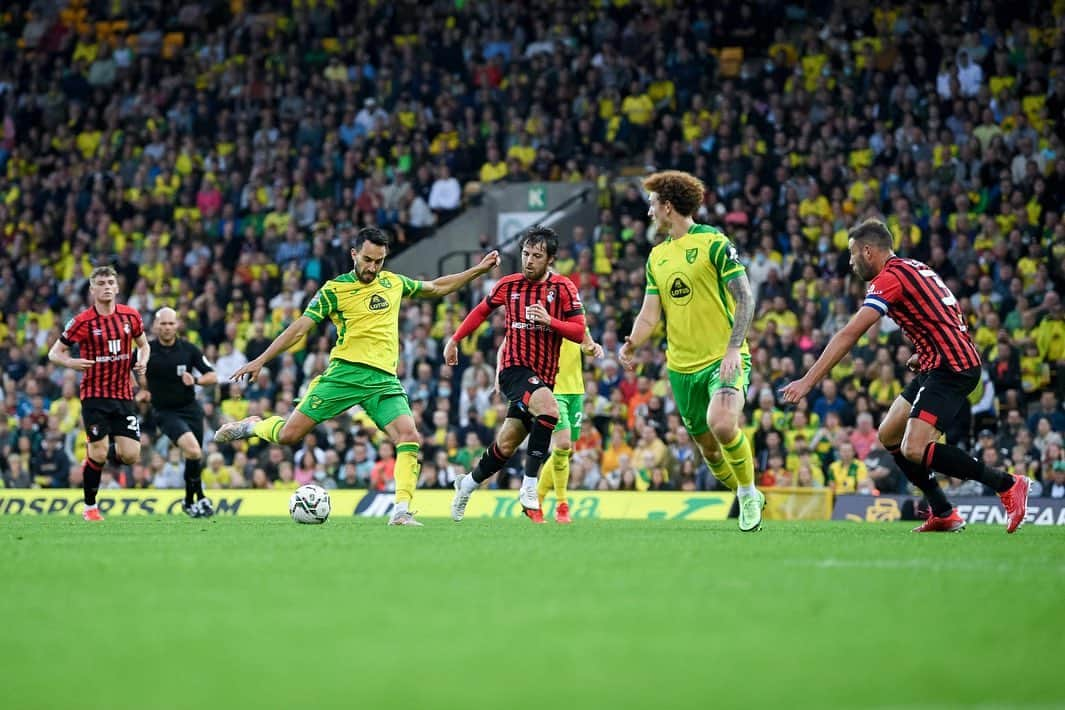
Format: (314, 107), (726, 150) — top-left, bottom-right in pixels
(0, 0), (1062, 501)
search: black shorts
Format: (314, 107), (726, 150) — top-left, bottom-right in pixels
(498, 366), (552, 427)
(155, 402), (205, 445)
(901, 366), (980, 430)
(82, 398), (140, 443)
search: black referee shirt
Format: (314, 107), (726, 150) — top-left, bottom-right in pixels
(145, 338), (214, 410)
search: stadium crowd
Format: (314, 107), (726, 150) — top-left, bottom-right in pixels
(0, 0), (1063, 501)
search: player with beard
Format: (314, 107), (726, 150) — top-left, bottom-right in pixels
(446, 227), (586, 524)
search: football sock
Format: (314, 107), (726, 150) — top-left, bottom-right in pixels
(523, 414), (558, 480)
(924, 442), (1014, 494)
(705, 454), (737, 491)
(471, 442), (509, 484)
(83, 458), (104, 506)
(887, 445), (953, 517)
(184, 457), (204, 504)
(251, 416), (284, 443)
(721, 430), (755, 487)
(394, 443), (420, 506)
(537, 458), (554, 502)
(551, 448), (572, 503)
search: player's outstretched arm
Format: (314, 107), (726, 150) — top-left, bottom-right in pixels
(619, 292), (662, 370)
(779, 306), (881, 403)
(47, 340), (94, 372)
(444, 299), (495, 365)
(417, 250), (500, 298)
(230, 315), (315, 382)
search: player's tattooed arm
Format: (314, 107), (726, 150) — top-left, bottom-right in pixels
(725, 273), (755, 350)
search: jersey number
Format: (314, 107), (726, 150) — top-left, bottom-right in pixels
(917, 269), (966, 331)
(126, 416), (140, 433)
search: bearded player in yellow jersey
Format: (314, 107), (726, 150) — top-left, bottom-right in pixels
(216, 228), (499, 526)
(619, 171), (764, 532)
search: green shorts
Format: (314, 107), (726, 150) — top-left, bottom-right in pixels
(554, 393), (584, 434)
(668, 355), (752, 436)
(297, 359), (411, 429)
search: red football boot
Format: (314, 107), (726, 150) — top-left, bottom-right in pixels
(999, 474), (1030, 534)
(911, 508), (966, 532)
(555, 501), (572, 524)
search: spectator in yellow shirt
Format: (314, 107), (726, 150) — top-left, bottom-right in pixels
(828, 442), (870, 494)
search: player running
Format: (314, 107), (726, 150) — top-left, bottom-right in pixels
(139, 307), (218, 518)
(780, 218), (1029, 533)
(619, 171), (763, 532)
(215, 227), (499, 527)
(446, 227), (587, 524)
(48, 266), (150, 521)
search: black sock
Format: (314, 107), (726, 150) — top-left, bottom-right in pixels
(184, 458), (204, 504)
(523, 414), (559, 480)
(83, 458), (104, 507)
(887, 445), (953, 517)
(472, 443), (509, 484)
(925, 442), (1014, 494)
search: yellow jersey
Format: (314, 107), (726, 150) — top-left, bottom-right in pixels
(645, 223), (749, 373)
(555, 336), (585, 395)
(302, 269), (422, 375)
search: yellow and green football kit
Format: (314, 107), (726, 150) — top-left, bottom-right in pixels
(645, 223), (754, 491)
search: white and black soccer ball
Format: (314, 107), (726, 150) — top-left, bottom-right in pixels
(289, 484), (331, 524)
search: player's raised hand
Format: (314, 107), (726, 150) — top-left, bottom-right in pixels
(68, 358), (95, 372)
(443, 339), (459, 366)
(230, 359), (263, 383)
(618, 337), (636, 370)
(525, 302), (550, 325)
(477, 250), (501, 274)
(779, 377), (813, 404)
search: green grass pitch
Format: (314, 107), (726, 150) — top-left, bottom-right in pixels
(2, 517), (1062, 709)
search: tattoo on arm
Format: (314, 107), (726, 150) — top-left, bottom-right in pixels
(726, 275), (755, 350)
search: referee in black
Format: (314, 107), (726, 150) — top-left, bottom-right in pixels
(139, 307), (218, 517)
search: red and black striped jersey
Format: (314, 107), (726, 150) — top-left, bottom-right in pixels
(863, 257), (981, 373)
(486, 273), (583, 387)
(60, 304), (144, 400)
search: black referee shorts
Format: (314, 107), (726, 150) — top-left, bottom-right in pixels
(154, 402), (205, 446)
(901, 366), (980, 431)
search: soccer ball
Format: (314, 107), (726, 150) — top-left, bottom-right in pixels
(289, 484), (331, 524)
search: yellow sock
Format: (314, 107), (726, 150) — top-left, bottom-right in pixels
(721, 431), (755, 487)
(552, 449), (572, 504)
(251, 416), (285, 443)
(394, 443), (420, 506)
(705, 454), (737, 491)
(537, 460), (554, 503)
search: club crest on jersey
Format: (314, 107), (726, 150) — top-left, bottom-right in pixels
(123, 322), (131, 334)
(378, 276), (392, 288)
(685, 248), (698, 264)
(368, 294), (389, 311)
(546, 289), (555, 303)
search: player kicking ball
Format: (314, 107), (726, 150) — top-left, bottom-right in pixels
(780, 219), (1029, 533)
(215, 227), (499, 526)
(446, 227), (586, 524)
